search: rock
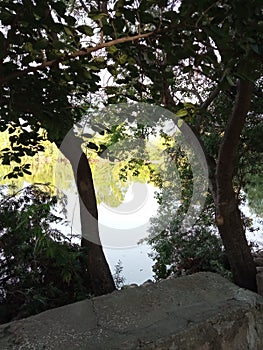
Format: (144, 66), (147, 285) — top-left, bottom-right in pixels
(256, 272), (263, 296)
(141, 279), (154, 287)
(255, 257), (263, 266)
(0, 272), (262, 350)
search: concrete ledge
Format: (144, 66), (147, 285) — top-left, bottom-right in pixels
(0, 272), (262, 349)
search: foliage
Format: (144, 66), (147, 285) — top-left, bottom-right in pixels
(245, 174), (263, 217)
(148, 203), (231, 281)
(0, 131), (74, 193)
(112, 259), (125, 289)
(0, 0), (155, 177)
(0, 0), (262, 174)
(85, 121), (172, 207)
(0, 0), (262, 295)
(103, 0), (262, 290)
(0, 184), (91, 324)
(0, 0), (101, 176)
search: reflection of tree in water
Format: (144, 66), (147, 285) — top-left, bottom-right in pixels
(0, 128), (160, 210)
(92, 159), (128, 207)
(91, 160), (153, 208)
(0, 134), (72, 195)
(90, 138), (165, 209)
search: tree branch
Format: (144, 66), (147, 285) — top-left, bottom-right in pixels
(0, 31), (154, 85)
(200, 69), (230, 110)
(200, 82), (222, 110)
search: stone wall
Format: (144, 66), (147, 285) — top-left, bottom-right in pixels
(0, 272), (262, 349)
(255, 250), (263, 296)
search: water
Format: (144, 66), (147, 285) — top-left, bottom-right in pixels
(57, 181), (263, 285)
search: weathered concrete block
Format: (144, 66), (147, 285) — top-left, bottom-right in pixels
(255, 258), (263, 267)
(257, 272), (263, 296)
(0, 272), (262, 349)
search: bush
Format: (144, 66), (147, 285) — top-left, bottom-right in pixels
(148, 206), (231, 281)
(0, 184), (91, 324)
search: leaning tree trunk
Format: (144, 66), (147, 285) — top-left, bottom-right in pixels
(60, 131), (116, 296)
(215, 79), (257, 292)
(158, 75), (257, 292)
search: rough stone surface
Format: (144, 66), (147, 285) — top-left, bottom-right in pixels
(257, 273), (263, 296)
(254, 251), (263, 296)
(255, 258), (263, 267)
(0, 272), (262, 350)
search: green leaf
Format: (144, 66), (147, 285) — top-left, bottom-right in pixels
(226, 75), (235, 87)
(176, 109), (188, 117)
(76, 25), (94, 36)
(2, 158), (10, 165)
(118, 53), (127, 64)
(64, 15), (76, 26)
(52, 1), (67, 17)
(83, 70), (92, 79)
(107, 45), (118, 54)
(140, 12), (154, 23)
(63, 26), (74, 37)
(52, 41), (66, 50)
(62, 270), (72, 284)
(177, 119), (184, 128)
(184, 102), (195, 109)
(123, 9), (137, 24)
(112, 18), (125, 32)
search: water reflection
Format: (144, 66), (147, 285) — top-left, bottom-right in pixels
(0, 134), (262, 283)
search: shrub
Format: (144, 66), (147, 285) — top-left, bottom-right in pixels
(0, 184), (91, 324)
(148, 205), (231, 281)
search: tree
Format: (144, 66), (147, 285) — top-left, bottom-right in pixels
(99, 0), (263, 291)
(0, 0), (154, 296)
(1, 0), (262, 293)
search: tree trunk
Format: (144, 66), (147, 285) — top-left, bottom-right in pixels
(158, 76), (257, 292)
(216, 80), (257, 292)
(60, 131), (116, 296)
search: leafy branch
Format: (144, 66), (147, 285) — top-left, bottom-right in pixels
(0, 31), (154, 85)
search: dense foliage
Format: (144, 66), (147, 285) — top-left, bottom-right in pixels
(149, 219), (231, 281)
(0, 184), (91, 324)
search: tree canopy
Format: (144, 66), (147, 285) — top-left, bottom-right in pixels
(1, 0), (262, 174)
